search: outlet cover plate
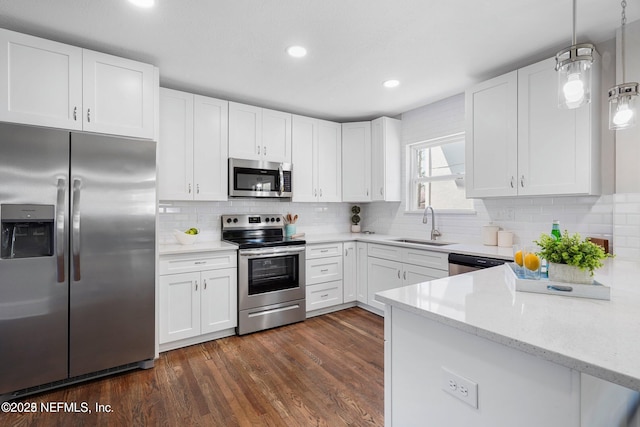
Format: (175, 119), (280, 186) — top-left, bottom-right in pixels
(441, 367), (478, 409)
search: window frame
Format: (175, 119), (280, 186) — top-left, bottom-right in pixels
(405, 132), (474, 214)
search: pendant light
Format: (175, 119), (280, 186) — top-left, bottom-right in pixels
(608, 0), (639, 130)
(555, 0), (596, 109)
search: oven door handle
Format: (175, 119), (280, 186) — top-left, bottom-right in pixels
(240, 246), (306, 256)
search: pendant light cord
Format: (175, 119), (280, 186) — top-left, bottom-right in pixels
(572, 0), (577, 46)
(621, 0), (627, 82)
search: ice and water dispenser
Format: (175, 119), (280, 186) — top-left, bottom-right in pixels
(1, 204), (54, 259)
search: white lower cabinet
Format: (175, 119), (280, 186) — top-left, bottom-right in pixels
(306, 243), (344, 313)
(367, 243), (448, 313)
(343, 242), (357, 303)
(356, 242), (368, 303)
(159, 251), (237, 351)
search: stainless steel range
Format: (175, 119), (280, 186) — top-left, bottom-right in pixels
(222, 214), (306, 335)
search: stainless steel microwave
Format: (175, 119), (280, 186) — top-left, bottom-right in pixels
(228, 158), (292, 198)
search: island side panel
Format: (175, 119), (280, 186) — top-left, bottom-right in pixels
(389, 307), (581, 427)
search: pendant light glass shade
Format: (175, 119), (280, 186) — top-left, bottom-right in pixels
(608, 0), (638, 130)
(555, 0), (595, 109)
(609, 83), (639, 130)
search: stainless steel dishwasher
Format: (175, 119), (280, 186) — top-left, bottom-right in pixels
(448, 253), (508, 276)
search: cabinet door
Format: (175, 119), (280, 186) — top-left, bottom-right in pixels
(200, 268), (237, 334)
(0, 28), (82, 130)
(517, 58), (594, 196)
(292, 115), (318, 202)
(82, 49), (155, 139)
(343, 242), (357, 303)
(342, 121), (372, 202)
(159, 272), (200, 344)
(371, 117), (401, 202)
(317, 119), (342, 202)
(262, 108), (292, 163)
(356, 242), (368, 303)
(402, 264), (447, 286)
(465, 71), (518, 197)
(193, 95), (228, 201)
(229, 102), (262, 160)
(158, 88), (194, 200)
(367, 257), (402, 312)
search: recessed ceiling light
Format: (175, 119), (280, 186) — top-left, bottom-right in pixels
(128, 0), (155, 8)
(383, 79), (400, 88)
(286, 46), (307, 58)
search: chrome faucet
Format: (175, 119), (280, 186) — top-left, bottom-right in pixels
(422, 206), (442, 241)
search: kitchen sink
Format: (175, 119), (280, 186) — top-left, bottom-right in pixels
(390, 238), (454, 247)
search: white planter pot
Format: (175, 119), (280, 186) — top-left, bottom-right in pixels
(351, 224), (361, 233)
(548, 262), (593, 285)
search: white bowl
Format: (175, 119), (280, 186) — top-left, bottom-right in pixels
(173, 230), (199, 245)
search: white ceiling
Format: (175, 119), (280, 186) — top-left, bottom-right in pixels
(0, 0), (635, 122)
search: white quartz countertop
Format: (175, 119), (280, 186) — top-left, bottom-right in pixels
(375, 259), (640, 392)
(304, 232), (515, 260)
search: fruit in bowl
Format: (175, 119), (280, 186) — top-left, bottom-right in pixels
(173, 228), (199, 245)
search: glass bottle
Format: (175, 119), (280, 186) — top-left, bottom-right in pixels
(551, 220), (561, 240)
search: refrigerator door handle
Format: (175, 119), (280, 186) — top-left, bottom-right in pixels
(56, 177), (66, 283)
(72, 178), (82, 281)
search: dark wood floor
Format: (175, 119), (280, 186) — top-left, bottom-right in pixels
(3, 307), (384, 426)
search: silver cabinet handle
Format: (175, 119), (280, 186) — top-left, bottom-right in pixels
(397, 270), (400, 279)
(319, 189), (323, 197)
(195, 280), (198, 291)
(204, 279), (207, 290)
(72, 178), (82, 281)
(403, 271), (407, 280)
(56, 178), (67, 283)
(380, 188), (383, 195)
(320, 269), (329, 273)
(264, 146), (267, 156)
(345, 249), (348, 256)
(321, 293), (329, 298)
(197, 184), (200, 194)
(87, 108), (91, 123)
(367, 189), (369, 196)
(510, 176), (515, 188)
(314, 189), (317, 197)
(73, 107), (77, 121)
(520, 175), (525, 188)
(188, 183), (192, 194)
(257, 145), (261, 155)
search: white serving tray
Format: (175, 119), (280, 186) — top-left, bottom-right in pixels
(504, 263), (610, 301)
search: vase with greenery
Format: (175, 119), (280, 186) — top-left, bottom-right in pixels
(534, 231), (612, 284)
(351, 205), (361, 233)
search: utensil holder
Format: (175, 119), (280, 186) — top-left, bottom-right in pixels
(285, 224), (296, 237)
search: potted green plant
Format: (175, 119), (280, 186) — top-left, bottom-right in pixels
(351, 205), (361, 233)
(534, 231), (612, 284)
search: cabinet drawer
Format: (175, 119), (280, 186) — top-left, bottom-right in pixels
(401, 248), (448, 271)
(368, 243), (402, 262)
(159, 251), (237, 275)
(306, 280), (343, 311)
(306, 256), (343, 285)
(306, 242), (343, 259)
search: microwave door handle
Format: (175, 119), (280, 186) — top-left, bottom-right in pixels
(278, 164), (284, 196)
(72, 178), (82, 281)
(56, 177), (66, 283)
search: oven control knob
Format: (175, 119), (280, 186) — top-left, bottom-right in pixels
(265, 217), (270, 222)
(233, 218), (238, 223)
(226, 218), (232, 224)
(275, 217), (281, 222)
(271, 217), (276, 222)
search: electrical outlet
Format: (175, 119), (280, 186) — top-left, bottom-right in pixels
(441, 367), (478, 409)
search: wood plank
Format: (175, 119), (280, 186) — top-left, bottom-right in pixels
(2, 307), (384, 426)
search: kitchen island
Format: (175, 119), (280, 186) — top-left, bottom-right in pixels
(376, 259), (640, 427)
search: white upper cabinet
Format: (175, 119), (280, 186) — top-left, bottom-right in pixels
(228, 102), (292, 163)
(82, 49), (155, 139)
(516, 57), (599, 196)
(342, 121), (372, 202)
(0, 28), (83, 130)
(371, 116), (401, 201)
(0, 28), (155, 139)
(158, 88), (228, 201)
(466, 55), (600, 198)
(292, 115), (341, 202)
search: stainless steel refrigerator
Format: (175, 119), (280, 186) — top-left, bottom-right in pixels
(0, 122), (156, 397)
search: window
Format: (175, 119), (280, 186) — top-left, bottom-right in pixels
(407, 132), (473, 211)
